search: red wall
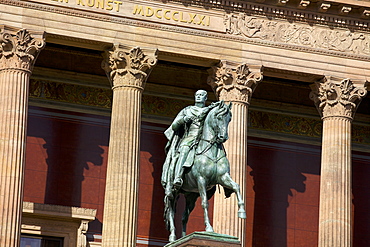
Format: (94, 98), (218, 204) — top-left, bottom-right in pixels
(25, 106), (110, 235)
(24, 106), (370, 246)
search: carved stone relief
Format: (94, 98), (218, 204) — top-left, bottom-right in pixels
(0, 25), (45, 72)
(207, 60), (263, 104)
(224, 14), (370, 55)
(310, 77), (367, 120)
(102, 45), (158, 90)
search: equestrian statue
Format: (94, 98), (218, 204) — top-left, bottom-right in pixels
(161, 89), (246, 242)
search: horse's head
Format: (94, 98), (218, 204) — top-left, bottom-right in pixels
(207, 101), (232, 144)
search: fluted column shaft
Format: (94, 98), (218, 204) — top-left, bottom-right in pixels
(319, 117), (351, 246)
(214, 101), (248, 242)
(0, 26), (44, 247)
(208, 61), (263, 246)
(310, 77), (367, 247)
(101, 45), (157, 247)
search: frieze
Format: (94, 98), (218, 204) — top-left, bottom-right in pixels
(29, 79), (113, 108)
(3, 0), (370, 60)
(28, 79), (370, 145)
(224, 14), (370, 55)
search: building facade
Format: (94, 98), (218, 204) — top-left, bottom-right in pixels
(0, 0), (370, 246)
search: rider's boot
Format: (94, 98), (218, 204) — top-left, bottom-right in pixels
(173, 168), (184, 189)
(173, 148), (189, 189)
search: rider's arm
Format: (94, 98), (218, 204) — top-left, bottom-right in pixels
(171, 109), (190, 131)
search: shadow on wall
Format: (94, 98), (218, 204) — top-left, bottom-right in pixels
(26, 106), (109, 235)
(248, 139), (320, 247)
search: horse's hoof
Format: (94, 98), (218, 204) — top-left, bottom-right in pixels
(169, 234), (176, 242)
(238, 211), (246, 219)
(205, 226), (214, 232)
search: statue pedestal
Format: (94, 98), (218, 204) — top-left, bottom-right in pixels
(165, 232), (241, 247)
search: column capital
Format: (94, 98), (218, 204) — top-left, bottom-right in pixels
(102, 44), (158, 91)
(0, 25), (45, 73)
(310, 76), (367, 120)
(207, 60), (263, 104)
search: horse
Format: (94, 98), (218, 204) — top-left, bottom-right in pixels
(164, 101), (246, 242)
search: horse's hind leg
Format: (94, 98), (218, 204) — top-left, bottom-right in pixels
(182, 193), (198, 237)
(219, 173), (246, 219)
(197, 177), (214, 232)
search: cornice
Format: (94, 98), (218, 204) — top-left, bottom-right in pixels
(22, 202), (96, 220)
(2, 0), (370, 61)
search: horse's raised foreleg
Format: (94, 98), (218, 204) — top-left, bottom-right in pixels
(197, 177), (214, 232)
(182, 193), (198, 237)
(219, 173), (246, 219)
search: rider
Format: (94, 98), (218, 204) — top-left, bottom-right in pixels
(162, 90), (218, 191)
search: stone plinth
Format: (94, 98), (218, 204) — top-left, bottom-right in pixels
(165, 232), (241, 247)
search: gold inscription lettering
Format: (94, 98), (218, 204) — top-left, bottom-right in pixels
(197, 15), (206, 25)
(164, 10), (171, 20)
(113, 1), (122, 12)
(180, 12), (187, 23)
(146, 6), (154, 17)
(172, 11), (179, 21)
(133, 5), (144, 16)
(155, 9), (162, 19)
(95, 0), (104, 8)
(188, 13), (197, 24)
(77, 0), (85, 6)
(106, 0), (113, 10)
(87, 0), (94, 7)
(130, 5), (211, 26)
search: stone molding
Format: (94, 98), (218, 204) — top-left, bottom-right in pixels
(22, 202), (96, 220)
(0, 25), (45, 73)
(5, 0), (370, 30)
(2, 0), (370, 62)
(224, 14), (370, 55)
(22, 202), (96, 247)
(207, 60), (263, 104)
(310, 76), (367, 120)
(102, 45), (158, 90)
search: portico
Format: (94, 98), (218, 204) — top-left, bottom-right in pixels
(0, 0), (370, 246)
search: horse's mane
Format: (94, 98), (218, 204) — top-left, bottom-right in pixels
(207, 101), (231, 120)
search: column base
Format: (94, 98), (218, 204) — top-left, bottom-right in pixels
(164, 232), (241, 247)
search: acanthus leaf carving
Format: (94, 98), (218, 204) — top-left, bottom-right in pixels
(310, 76), (367, 120)
(102, 45), (158, 90)
(224, 14), (370, 55)
(0, 25), (45, 72)
(207, 60), (263, 104)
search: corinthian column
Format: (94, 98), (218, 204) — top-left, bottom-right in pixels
(207, 61), (263, 246)
(101, 45), (157, 247)
(0, 25), (45, 246)
(310, 76), (367, 247)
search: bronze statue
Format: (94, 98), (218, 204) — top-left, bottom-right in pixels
(161, 90), (246, 242)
